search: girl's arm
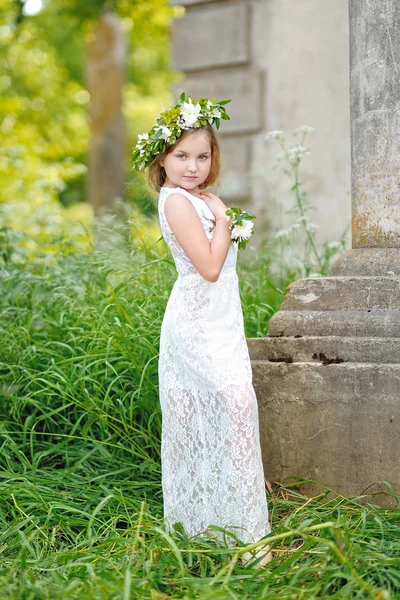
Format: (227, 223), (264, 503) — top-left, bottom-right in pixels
(164, 192), (231, 282)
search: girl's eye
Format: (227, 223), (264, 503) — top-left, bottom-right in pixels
(199, 155), (208, 160)
(176, 154), (185, 159)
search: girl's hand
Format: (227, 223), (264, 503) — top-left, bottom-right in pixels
(199, 191), (227, 219)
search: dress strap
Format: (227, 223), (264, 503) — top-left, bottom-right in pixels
(160, 186), (200, 209)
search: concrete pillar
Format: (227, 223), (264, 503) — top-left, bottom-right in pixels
(333, 0), (400, 275)
(249, 0), (400, 504)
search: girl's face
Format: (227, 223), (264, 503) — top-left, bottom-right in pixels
(160, 131), (212, 194)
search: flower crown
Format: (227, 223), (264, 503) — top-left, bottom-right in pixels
(131, 92), (231, 172)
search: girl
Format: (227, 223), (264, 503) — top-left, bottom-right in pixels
(132, 95), (272, 568)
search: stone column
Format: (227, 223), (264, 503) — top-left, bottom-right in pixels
(332, 0), (400, 275)
(249, 0), (400, 504)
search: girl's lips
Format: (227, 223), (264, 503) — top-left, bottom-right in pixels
(184, 176), (197, 180)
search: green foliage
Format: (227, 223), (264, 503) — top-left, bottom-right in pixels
(0, 12), (89, 230)
(0, 0), (181, 230)
(0, 225), (398, 599)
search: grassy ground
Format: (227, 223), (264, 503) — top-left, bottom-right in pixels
(0, 224), (398, 599)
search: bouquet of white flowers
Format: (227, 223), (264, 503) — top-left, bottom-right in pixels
(207, 207), (256, 250)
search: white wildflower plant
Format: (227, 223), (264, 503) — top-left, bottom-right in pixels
(266, 125), (348, 276)
(131, 92), (231, 172)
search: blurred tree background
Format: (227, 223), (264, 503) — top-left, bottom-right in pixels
(0, 0), (182, 246)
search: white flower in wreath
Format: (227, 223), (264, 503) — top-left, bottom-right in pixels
(211, 107), (221, 118)
(231, 219), (254, 241)
(180, 98), (202, 127)
(157, 125), (172, 141)
(136, 133), (149, 149)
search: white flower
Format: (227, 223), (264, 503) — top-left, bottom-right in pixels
(293, 125), (314, 136)
(157, 125), (172, 141)
(211, 107), (221, 118)
(231, 219), (254, 241)
(327, 241), (342, 250)
(296, 215), (310, 223)
(275, 228), (291, 239)
(274, 222), (302, 238)
(205, 100), (220, 117)
(308, 272), (323, 278)
(266, 130), (285, 142)
(136, 133), (149, 149)
(287, 145), (310, 165)
(306, 222), (319, 233)
(180, 98), (202, 127)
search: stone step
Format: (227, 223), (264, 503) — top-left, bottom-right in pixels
(252, 361), (400, 501)
(252, 361), (400, 405)
(281, 276), (400, 311)
(248, 336), (400, 364)
(268, 309), (400, 338)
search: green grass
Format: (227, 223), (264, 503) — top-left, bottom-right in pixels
(0, 223), (398, 599)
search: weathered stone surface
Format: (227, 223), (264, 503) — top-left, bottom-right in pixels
(331, 248), (400, 276)
(250, 274), (400, 501)
(268, 310), (400, 338)
(218, 136), (250, 199)
(248, 335), (400, 364)
(252, 361), (400, 500)
(349, 0), (400, 247)
(172, 70), (263, 134)
(219, 135), (250, 172)
(171, 2), (249, 71)
(280, 277), (400, 311)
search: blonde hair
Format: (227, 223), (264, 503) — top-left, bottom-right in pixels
(147, 124), (220, 193)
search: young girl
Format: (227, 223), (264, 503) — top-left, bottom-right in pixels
(132, 96), (272, 567)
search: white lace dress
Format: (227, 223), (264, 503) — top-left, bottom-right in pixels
(158, 185), (271, 546)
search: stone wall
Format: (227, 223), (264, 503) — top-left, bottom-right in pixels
(169, 0), (351, 246)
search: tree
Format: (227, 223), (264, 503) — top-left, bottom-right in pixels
(0, 0), (180, 237)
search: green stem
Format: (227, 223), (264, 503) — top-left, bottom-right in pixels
(292, 165), (323, 271)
